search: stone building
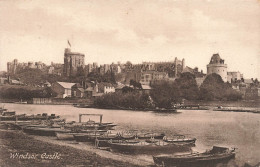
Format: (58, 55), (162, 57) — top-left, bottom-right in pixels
(207, 54), (227, 82)
(174, 57), (185, 77)
(227, 71), (243, 83)
(63, 48), (85, 76)
(7, 59), (18, 74)
(140, 71), (169, 85)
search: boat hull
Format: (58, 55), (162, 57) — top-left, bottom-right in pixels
(153, 146), (236, 167)
(108, 141), (192, 154)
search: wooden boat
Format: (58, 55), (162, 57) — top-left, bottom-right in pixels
(0, 123), (8, 129)
(0, 107), (7, 113)
(65, 114), (117, 131)
(0, 112), (60, 121)
(163, 135), (196, 145)
(23, 126), (71, 136)
(73, 133), (104, 142)
(153, 146), (236, 167)
(137, 132), (165, 139)
(56, 129), (108, 140)
(56, 132), (75, 140)
(153, 108), (177, 113)
(73, 104), (92, 108)
(107, 140), (192, 154)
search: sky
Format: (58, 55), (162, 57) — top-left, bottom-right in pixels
(0, 0), (259, 79)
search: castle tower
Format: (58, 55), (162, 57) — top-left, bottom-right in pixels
(63, 48), (85, 76)
(174, 57), (178, 77)
(207, 53), (227, 82)
(7, 62), (11, 74)
(182, 58), (185, 71)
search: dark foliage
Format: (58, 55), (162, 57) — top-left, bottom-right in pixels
(199, 73), (242, 101)
(130, 79), (142, 89)
(94, 92), (153, 109)
(87, 72), (116, 84)
(175, 72), (199, 100)
(122, 86), (134, 93)
(0, 87), (57, 100)
(150, 81), (181, 108)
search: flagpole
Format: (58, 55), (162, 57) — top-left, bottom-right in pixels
(67, 40), (71, 48)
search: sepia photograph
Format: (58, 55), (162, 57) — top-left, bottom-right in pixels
(0, 0), (259, 166)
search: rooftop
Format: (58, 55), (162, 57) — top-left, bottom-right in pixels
(57, 82), (76, 89)
(209, 53), (225, 64)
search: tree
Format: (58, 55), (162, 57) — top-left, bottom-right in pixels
(122, 86), (134, 93)
(130, 79), (142, 89)
(150, 81), (181, 108)
(199, 73), (242, 101)
(174, 72), (199, 100)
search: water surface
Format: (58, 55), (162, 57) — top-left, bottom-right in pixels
(3, 103), (260, 166)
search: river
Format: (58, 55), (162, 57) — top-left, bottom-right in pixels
(3, 103), (260, 166)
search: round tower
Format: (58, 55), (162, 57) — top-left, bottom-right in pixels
(207, 53), (227, 82)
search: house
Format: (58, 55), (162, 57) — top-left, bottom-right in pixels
(96, 82), (115, 94)
(71, 83), (85, 98)
(0, 77), (7, 84)
(52, 82), (76, 98)
(85, 87), (94, 98)
(243, 79), (254, 88)
(115, 83), (152, 94)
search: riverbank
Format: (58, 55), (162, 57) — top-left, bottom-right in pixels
(184, 100), (260, 108)
(0, 130), (153, 167)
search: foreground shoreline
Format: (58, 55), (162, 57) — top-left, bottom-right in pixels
(0, 130), (153, 167)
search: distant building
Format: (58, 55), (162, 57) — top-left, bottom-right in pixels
(63, 48), (85, 76)
(96, 82), (115, 94)
(52, 82), (76, 98)
(227, 72), (243, 83)
(207, 53), (227, 82)
(140, 71), (168, 85)
(104, 64), (110, 73)
(48, 66), (55, 74)
(7, 59), (18, 74)
(174, 57), (185, 77)
(0, 77), (8, 84)
(104, 85), (115, 94)
(7, 59), (47, 74)
(86, 64), (94, 74)
(243, 79), (254, 88)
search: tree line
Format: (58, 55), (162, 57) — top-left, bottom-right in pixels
(94, 72), (243, 109)
(0, 87), (57, 100)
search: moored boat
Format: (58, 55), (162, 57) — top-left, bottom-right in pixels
(73, 133), (104, 142)
(23, 126), (71, 136)
(56, 129), (108, 140)
(137, 132), (165, 139)
(163, 135), (196, 145)
(0, 112), (60, 121)
(153, 146), (236, 167)
(107, 140), (192, 154)
(152, 108), (177, 113)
